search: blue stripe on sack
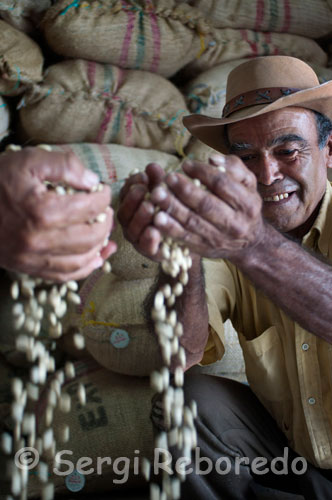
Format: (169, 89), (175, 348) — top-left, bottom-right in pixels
(60, 0), (81, 15)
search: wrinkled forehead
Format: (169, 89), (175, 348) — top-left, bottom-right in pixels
(226, 107), (317, 148)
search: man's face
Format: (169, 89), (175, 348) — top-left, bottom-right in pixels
(227, 107), (332, 234)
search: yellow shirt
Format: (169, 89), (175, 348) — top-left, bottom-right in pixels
(203, 181), (332, 469)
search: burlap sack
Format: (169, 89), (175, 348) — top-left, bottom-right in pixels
(184, 58), (248, 117)
(22, 359), (154, 497)
(188, 0), (332, 39)
(184, 137), (218, 162)
(0, 20), (43, 95)
(0, 0), (51, 34)
(51, 143), (179, 185)
(181, 28), (328, 79)
(41, 0), (210, 78)
(65, 271), (162, 376)
(18, 59), (190, 154)
(0, 96), (10, 142)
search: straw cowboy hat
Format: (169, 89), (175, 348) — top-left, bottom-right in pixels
(183, 55), (332, 153)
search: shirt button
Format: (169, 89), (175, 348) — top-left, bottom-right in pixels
(308, 397), (316, 405)
(302, 343), (310, 351)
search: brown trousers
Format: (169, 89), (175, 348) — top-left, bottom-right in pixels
(151, 375), (332, 500)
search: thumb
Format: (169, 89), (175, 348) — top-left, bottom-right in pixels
(28, 148), (100, 190)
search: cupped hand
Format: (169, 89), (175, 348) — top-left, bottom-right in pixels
(0, 147), (116, 281)
(149, 155), (264, 261)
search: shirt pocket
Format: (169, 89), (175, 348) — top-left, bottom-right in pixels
(238, 326), (293, 438)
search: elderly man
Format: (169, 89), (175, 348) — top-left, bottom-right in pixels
(0, 147), (115, 280)
(118, 56), (332, 499)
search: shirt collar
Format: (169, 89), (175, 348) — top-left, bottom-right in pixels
(302, 181), (332, 256)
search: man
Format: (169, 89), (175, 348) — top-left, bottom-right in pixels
(118, 56), (332, 498)
(0, 147), (115, 281)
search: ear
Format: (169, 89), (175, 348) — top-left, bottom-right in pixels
(325, 133), (332, 170)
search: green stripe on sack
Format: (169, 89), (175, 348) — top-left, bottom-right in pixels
(110, 103), (124, 141)
(80, 143), (102, 178)
(268, 0), (279, 32)
(135, 10), (145, 69)
(103, 65), (114, 93)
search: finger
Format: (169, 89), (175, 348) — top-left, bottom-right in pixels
(21, 211), (113, 255)
(23, 148), (101, 190)
(182, 162), (256, 213)
(184, 157), (257, 191)
(138, 226), (162, 258)
(153, 211), (212, 255)
(125, 200), (155, 243)
(165, 169), (259, 227)
(26, 187), (112, 228)
(145, 163), (166, 189)
(117, 184), (148, 227)
(100, 240), (117, 260)
(154, 175), (235, 230)
(29, 256), (105, 282)
(119, 171), (149, 201)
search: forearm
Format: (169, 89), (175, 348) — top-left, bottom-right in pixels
(232, 223), (332, 343)
(145, 254), (209, 371)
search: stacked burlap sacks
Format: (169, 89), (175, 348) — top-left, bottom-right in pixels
(187, 0), (332, 38)
(0, 0), (51, 34)
(18, 59), (190, 154)
(41, 0), (211, 78)
(0, 20), (43, 96)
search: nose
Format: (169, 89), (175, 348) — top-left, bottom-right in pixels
(255, 154), (284, 186)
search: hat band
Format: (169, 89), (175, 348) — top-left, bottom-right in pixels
(222, 87), (301, 118)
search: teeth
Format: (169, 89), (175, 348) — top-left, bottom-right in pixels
(263, 192), (290, 202)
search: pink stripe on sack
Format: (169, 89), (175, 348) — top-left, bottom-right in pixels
(87, 60), (96, 89)
(96, 107), (113, 143)
(240, 29), (257, 57)
(125, 109), (133, 146)
(119, 6), (136, 67)
(255, 0), (265, 31)
(282, 0), (291, 32)
(149, 12), (161, 73)
(98, 144), (117, 183)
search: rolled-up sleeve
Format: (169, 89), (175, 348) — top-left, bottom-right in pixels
(200, 258), (237, 365)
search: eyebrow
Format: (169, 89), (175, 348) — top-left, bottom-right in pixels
(229, 134), (308, 153)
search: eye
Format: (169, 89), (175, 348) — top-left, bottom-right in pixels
(277, 149), (298, 157)
(239, 154), (257, 162)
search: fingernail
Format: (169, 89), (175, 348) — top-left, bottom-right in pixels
(166, 173), (178, 186)
(154, 212), (168, 226)
(209, 154), (225, 166)
(93, 256), (104, 269)
(152, 186), (168, 201)
(83, 169), (99, 187)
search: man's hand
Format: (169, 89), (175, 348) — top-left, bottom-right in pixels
(149, 156), (264, 261)
(118, 162), (166, 260)
(0, 147), (116, 281)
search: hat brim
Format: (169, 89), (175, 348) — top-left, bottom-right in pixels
(183, 81), (332, 153)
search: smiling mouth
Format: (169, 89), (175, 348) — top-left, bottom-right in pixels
(262, 192), (295, 203)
